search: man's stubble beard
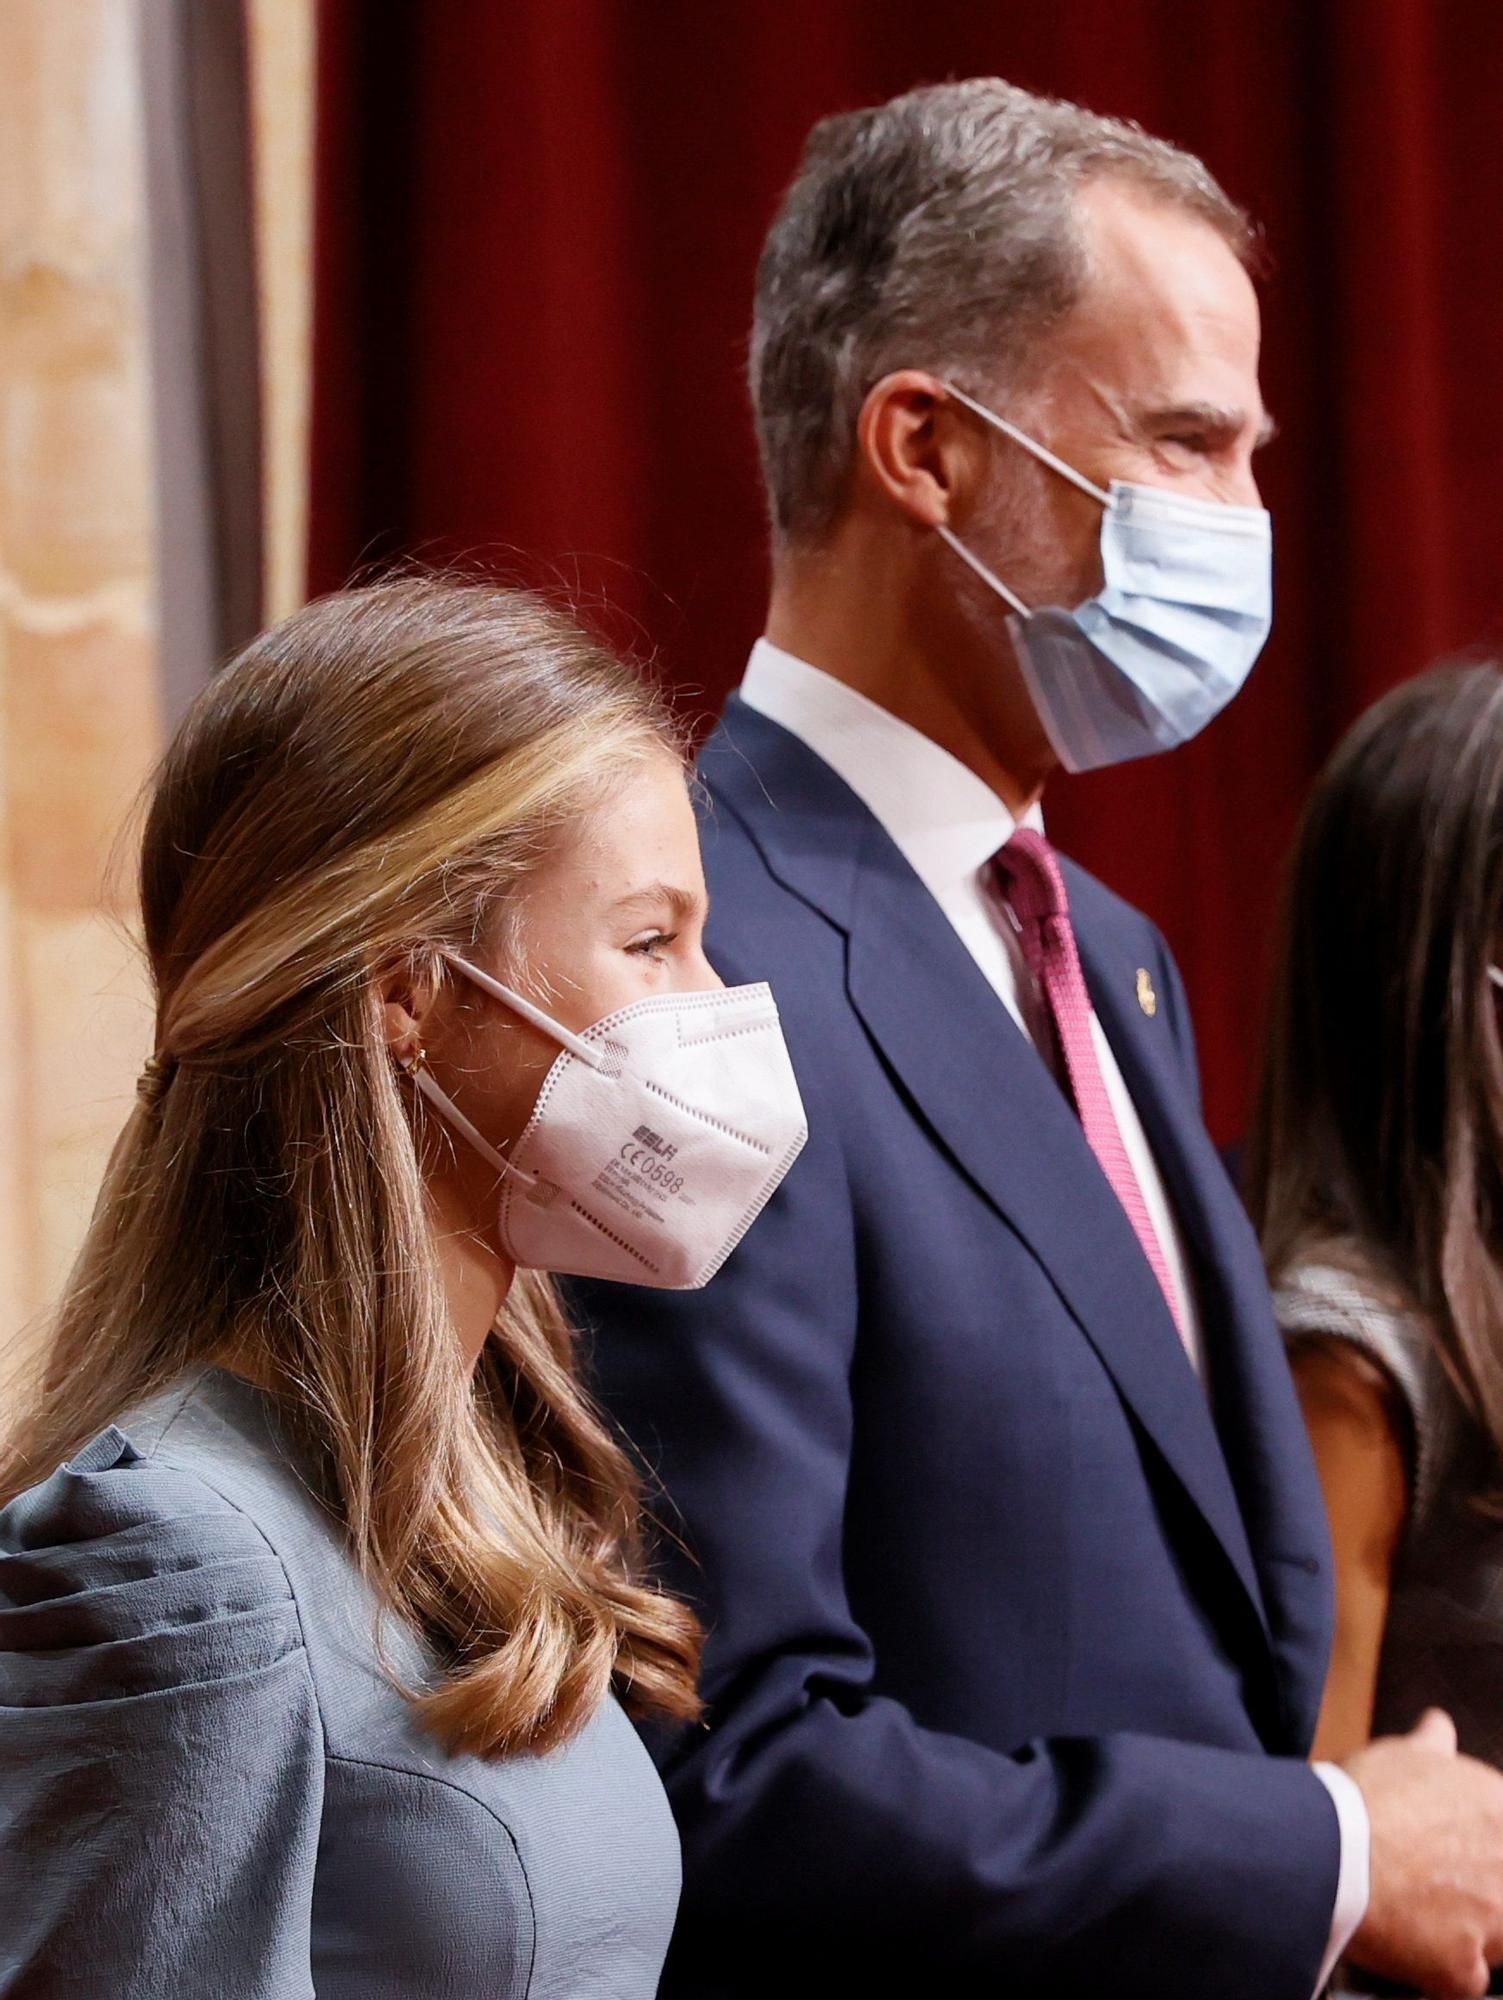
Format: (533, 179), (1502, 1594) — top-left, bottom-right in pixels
(949, 450), (1063, 661)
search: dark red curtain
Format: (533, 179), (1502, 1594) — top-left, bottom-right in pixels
(309, 0), (1503, 1144)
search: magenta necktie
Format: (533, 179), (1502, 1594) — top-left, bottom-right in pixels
(994, 828), (1188, 1349)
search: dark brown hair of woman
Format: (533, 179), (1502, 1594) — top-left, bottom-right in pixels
(1245, 657), (1503, 1504)
(0, 574), (702, 1753)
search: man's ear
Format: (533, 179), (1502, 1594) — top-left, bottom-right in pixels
(855, 370), (988, 530)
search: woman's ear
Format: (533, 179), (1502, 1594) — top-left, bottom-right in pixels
(378, 952), (442, 1066)
(855, 370), (987, 530)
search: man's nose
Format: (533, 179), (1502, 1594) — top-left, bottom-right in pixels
(1224, 454), (1263, 508)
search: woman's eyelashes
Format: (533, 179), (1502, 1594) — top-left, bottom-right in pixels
(626, 931), (679, 964)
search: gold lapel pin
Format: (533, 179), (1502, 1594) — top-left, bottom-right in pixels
(1136, 968), (1158, 1018)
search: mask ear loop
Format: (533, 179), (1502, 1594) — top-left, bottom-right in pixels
(445, 952), (605, 1069)
(397, 954), (604, 1188)
(940, 380), (1113, 507)
(934, 384), (1112, 623)
(934, 524), (1035, 619)
(401, 1047), (539, 1189)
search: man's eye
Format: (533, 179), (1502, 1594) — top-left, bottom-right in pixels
(627, 932), (677, 960)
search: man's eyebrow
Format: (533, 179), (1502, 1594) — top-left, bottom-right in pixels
(610, 882), (702, 919)
(1138, 400), (1279, 449)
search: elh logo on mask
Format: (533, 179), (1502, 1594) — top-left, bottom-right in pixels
(407, 955), (809, 1290)
(935, 380), (1273, 774)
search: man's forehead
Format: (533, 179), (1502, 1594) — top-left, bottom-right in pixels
(1047, 182), (1265, 424)
(1073, 176), (1256, 285)
(1065, 180), (1262, 361)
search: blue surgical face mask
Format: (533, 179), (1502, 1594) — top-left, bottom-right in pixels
(934, 380), (1273, 774)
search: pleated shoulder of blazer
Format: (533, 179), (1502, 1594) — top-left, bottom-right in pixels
(0, 1366), (680, 2000)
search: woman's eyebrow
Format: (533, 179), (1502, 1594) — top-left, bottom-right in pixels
(610, 882), (702, 919)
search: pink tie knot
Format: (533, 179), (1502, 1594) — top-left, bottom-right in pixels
(991, 823), (1190, 1353)
(994, 826), (1067, 921)
(994, 828), (1070, 971)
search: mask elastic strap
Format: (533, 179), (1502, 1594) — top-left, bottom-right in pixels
(446, 952), (606, 1069)
(941, 381), (1113, 508)
(408, 1062), (535, 1185)
(935, 523), (1035, 620)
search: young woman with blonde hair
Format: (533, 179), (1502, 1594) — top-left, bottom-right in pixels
(0, 576), (807, 1996)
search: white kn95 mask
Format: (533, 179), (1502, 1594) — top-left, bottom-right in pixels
(407, 954), (809, 1290)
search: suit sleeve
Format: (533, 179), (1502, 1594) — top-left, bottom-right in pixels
(574, 932), (1342, 1999)
(0, 1433), (323, 1997)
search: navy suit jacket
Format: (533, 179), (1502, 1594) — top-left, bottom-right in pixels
(576, 698), (1341, 1998)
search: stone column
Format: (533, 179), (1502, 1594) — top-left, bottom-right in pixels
(250, 0), (315, 625)
(0, 1), (162, 1381)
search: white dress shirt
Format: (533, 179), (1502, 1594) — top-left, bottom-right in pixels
(737, 636), (1369, 1991)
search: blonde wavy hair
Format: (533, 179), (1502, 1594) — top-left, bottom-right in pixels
(0, 575), (702, 1754)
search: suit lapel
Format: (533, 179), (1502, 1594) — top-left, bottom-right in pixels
(1079, 920), (1265, 1408)
(703, 702), (1271, 1654)
(1081, 922), (1332, 1735)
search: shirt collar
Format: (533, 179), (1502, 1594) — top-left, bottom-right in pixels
(738, 638), (1042, 899)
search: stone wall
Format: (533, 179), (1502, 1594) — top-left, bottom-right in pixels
(0, 0), (162, 1388)
(0, 0), (314, 1404)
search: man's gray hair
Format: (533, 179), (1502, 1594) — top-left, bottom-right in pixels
(750, 78), (1255, 545)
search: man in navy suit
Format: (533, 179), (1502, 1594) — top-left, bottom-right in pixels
(578, 79), (1503, 1998)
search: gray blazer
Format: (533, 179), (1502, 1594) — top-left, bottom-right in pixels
(0, 1367), (681, 1997)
